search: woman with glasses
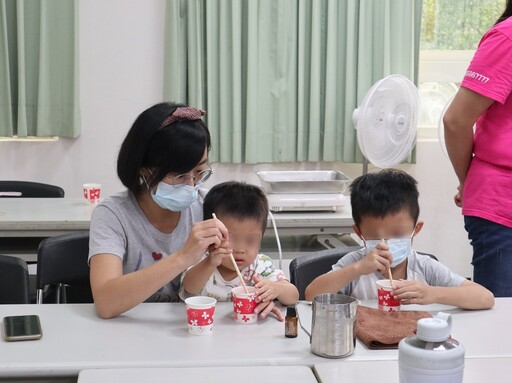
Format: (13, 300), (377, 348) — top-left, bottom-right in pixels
(89, 102), (228, 318)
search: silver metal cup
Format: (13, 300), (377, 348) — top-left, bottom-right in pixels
(302, 294), (358, 358)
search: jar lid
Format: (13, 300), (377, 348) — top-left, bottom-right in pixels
(417, 312), (452, 342)
(286, 305), (297, 317)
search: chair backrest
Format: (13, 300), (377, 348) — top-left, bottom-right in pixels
(289, 246), (362, 300)
(0, 254), (30, 304)
(0, 180), (64, 198)
(418, 251), (438, 261)
(36, 231), (92, 304)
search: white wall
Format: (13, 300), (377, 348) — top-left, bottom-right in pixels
(0, 0), (474, 278)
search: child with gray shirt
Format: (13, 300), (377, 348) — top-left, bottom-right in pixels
(306, 169), (494, 310)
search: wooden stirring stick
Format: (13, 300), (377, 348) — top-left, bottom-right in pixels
(382, 238), (394, 287)
(388, 267), (394, 286)
(212, 213), (249, 294)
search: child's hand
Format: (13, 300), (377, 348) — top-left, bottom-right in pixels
(253, 277), (280, 303)
(206, 240), (232, 267)
(358, 241), (393, 275)
(392, 279), (435, 305)
(252, 275), (284, 321)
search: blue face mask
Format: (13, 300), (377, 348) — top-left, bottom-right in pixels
(387, 237), (412, 267)
(149, 181), (199, 212)
(363, 229), (415, 268)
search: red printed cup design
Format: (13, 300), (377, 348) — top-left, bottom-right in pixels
(232, 286), (257, 324)
(185, 296), (217, 335)
(376, 280), (401, 312)
(83, 183), (101, 204)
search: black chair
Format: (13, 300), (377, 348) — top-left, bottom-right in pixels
(0, 181), (65, 302)
(289, 246), (362, 300)
(0, 254), (30, 304)
(418, 251), (438, 261)
(36, 231), (93, 304)
(0, 180), (64, 198)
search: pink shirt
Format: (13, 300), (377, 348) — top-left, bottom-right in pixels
(461, 17), (512, 228)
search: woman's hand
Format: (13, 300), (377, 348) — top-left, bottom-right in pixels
(454, 184), (463, 208)
(177, 218), (229, 268)
(206, 240), (232, 267)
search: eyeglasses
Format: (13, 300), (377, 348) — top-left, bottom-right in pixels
(166, 165), (213, 188)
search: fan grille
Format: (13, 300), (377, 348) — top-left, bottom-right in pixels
(355, 75), (419, 168)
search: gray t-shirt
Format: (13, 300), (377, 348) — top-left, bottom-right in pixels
(332, 249), (466, 300)
(88, 190), (205, 302)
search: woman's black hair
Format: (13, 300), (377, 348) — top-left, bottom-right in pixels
(495, 0), (512, 24)
(350, 169), (420, 227)
(117, 102), (211, 195)
(203, 181), (269, 232)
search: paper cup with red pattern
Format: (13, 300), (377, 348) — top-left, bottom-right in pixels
(185, 296), (217, 335)
(376, 279), (401, 312)
(83, 183), (101, 204)
(232, 286), (258, 324)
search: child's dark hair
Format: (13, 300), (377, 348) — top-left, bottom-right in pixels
(117, 102), (211, 195)
(350, 169), (419, 226)
(203, 182), (269, 232)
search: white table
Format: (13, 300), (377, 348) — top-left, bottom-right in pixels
(0, 299), (510, 382)
(0, 198), (354, 237)
(314, 358), (512, 382)
(296, 299), (512, 360)
(78, 366), (318, 383)
(0, 198), (93, 237)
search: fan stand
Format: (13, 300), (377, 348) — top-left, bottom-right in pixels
(362, 157), (369, 175)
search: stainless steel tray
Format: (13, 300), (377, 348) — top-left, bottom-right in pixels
(257, 170), (350, 194)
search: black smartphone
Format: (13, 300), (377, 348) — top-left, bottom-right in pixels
(3, 315), (43, 342)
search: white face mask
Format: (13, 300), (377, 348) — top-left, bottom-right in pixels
(150, 181), (199, 212)
(363, 228), (415, 268)
(143, 174), (199, 212)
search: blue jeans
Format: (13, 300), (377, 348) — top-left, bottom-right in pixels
(465, 216), (512, 297)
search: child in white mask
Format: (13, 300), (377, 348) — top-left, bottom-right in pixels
(305, 169), (494, 310)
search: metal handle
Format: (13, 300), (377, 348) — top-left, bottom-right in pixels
(296, 302), (312, 343)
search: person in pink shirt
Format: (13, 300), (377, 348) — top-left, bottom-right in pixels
(444, 1), (512, 297)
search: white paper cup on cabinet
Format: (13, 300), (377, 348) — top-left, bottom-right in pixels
(83, 183), (101, 204)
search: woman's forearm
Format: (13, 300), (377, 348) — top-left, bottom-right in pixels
(91, 253), (188, 319)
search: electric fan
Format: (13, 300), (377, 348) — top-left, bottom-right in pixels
(353, 74), (420, 172)
(437, 96), (452, 158)
(418, 82), (458, 158)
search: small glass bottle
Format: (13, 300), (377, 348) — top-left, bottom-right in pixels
(285, 305), (298, 338)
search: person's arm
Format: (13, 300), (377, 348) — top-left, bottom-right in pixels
(91, 252), (189, 318)
(90, 219), (228, 319)
(181, 241), (232, 295)
(305, 243), (393, 301)
(393, 279), (494, 310)
(443, 87), (494, 198)
(250, 275), (287, 321)
(275, 280), (299, 305)
(305, 263), (362, 301)
(253, 278), (299, 306)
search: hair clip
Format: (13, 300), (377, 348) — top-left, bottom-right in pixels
(161, 107), (206, 127)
